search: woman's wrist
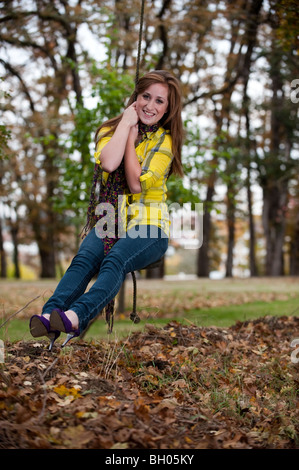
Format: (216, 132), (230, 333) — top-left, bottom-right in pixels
(118, 117), (133, 133)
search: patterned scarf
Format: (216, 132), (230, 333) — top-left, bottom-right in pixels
(81, 121), (159, 333)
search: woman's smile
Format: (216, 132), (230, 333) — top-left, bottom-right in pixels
(136, 83), (169, 125)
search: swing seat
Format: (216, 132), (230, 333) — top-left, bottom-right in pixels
(142, 258), (163, 270)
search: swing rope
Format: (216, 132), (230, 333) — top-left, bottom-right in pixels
(114, 0), (162, 328)
(129, 0), (146, 325)
(80, 1), (152, 335)
(135, 0), (145, 86)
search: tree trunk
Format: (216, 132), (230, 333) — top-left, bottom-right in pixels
(246, 170), (258, 276)
(39, 243), (56, 278)
(10, 219), (20, 279)
(225, 188), (236, 278)
(117, 280), (126, 314)
(197, 181), (215, 277)
(31, 206), (57, 278)
(261, 40), (290, 276)
(243, 94), (258, 277)
(239, 0), (263, 276)
(262, 183), (288, 276)
(0, 218), (7, 278)
(289, 212), (299, 275)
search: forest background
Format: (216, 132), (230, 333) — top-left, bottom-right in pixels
(0, 0), (298, 282)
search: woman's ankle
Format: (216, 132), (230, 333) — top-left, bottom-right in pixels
(65, 310), (79, 330)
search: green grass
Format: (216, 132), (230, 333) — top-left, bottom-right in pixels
(186, 296), (299, 328)
(1, 295), (299, 344)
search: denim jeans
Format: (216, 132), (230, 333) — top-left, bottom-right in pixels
(42, 225), (168, 332)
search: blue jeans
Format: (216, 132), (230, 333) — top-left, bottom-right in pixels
(42, 225), (168, 332)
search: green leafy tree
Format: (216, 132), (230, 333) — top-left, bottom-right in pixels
(0, 0), (106, 277)
(55, 63), (134, 223)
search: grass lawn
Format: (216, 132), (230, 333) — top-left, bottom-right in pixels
(186, 296), (299, 328)
(1, 276), (298, 343)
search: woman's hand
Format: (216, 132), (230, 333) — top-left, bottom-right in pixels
(123, 103), (139, 145)
(124, 106), (142, 193)
(128, 123), (139, 144)
(99, 102), (139, 174)
(122, 102), (139, 128)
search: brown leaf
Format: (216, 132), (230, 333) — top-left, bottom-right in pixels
(60, 425), (94, 449)
(134, 397), (150, 421)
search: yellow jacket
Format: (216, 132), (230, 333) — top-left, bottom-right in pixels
(94, 126), (174, 237)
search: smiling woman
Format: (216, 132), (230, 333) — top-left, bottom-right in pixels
(136, 83), (169, 125)
(97, 70), (183, 178)
(29, 70), (184, 348)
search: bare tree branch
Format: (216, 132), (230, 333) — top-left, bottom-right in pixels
(0, 59), (35, 112)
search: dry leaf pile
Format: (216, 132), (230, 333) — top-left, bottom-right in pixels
(0, 315), (298, 449)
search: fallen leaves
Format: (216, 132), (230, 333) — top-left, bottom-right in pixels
(0, 315), (298, 449)
(53, 385), (82, 400)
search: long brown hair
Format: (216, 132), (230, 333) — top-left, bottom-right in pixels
(95, 70), (184, 177)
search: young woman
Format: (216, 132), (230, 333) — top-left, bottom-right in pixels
(29, 70), (184, 349)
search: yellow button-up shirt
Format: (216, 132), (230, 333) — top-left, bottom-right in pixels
(94, 126), (173, 237)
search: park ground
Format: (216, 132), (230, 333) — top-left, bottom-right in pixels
(0, 277), (298, 449)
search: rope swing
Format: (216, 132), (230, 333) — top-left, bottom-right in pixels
(129, 0), (165, 325)
(135, 0), (145, 86)
(129, 0), (146, 325)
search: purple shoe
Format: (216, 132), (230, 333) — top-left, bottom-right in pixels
(29, 315), (60, 351)
(49, 309), (80, 347)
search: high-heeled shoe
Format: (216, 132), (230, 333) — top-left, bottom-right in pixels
(49, 308), (80, 347)
(29, 315), (60, 351)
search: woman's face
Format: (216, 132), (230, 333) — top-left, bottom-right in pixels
(136, 83), (169, 126)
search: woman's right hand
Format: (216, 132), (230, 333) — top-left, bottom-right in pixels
(122, 102), (139, 127)
(99, 102), (139, 173)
